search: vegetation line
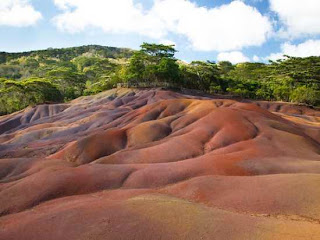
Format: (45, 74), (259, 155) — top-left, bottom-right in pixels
(1, 43), (319, 115)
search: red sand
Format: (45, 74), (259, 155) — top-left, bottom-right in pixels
(0, 88), (320, 239)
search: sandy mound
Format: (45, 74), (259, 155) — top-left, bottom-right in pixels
(0, 88), (320, 239)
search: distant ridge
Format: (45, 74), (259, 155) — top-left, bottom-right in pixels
(0, 45), (134, 63)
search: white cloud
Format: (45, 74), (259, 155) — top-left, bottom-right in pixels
(159, 39), (177, 47)
(270, 0), (320, 37)
(252, 55), (260, 62)
(267, 39), (320, 61)
(0, 0), (42, 27)
(217, 51), (250, 64)
(53, 0), (272, 52)
(154, 0), (272, 51)
(53, 0), (166, 38)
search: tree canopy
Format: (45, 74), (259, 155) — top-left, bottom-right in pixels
(124, 43), (181, 85)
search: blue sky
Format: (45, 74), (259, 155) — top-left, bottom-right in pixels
(1, 0), (320, 63)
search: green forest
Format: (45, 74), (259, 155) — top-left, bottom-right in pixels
(1, 43), (320, 115)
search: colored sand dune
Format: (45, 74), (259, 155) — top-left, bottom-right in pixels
(0, 88), (320, 239)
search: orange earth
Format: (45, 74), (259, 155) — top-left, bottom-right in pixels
(0, 88), (320, 240)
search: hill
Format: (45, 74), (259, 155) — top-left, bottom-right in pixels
(0, 45), (133, 63)
(0, 88), (320, 239)
(0, 45), (134, 115)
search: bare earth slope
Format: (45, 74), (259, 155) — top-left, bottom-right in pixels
(0, 88), (320, 240)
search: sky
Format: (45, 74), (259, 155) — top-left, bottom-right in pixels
(0, 0), (320, 63)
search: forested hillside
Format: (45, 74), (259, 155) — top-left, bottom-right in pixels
(0, 45), (133, 114)
(0, 43), (319, 115)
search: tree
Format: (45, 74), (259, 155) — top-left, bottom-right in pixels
(140, 43), (176, 59)
(218, 61), (234, 76)
(125, 43), (180, 86)
(0, 78), (63, 115)
(125, 51), (147, 82)
(290, 86), (320, 105)
(157, 57), (181, 84)
(46, 66), (85, 100)
(180, 61), (222, 91)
